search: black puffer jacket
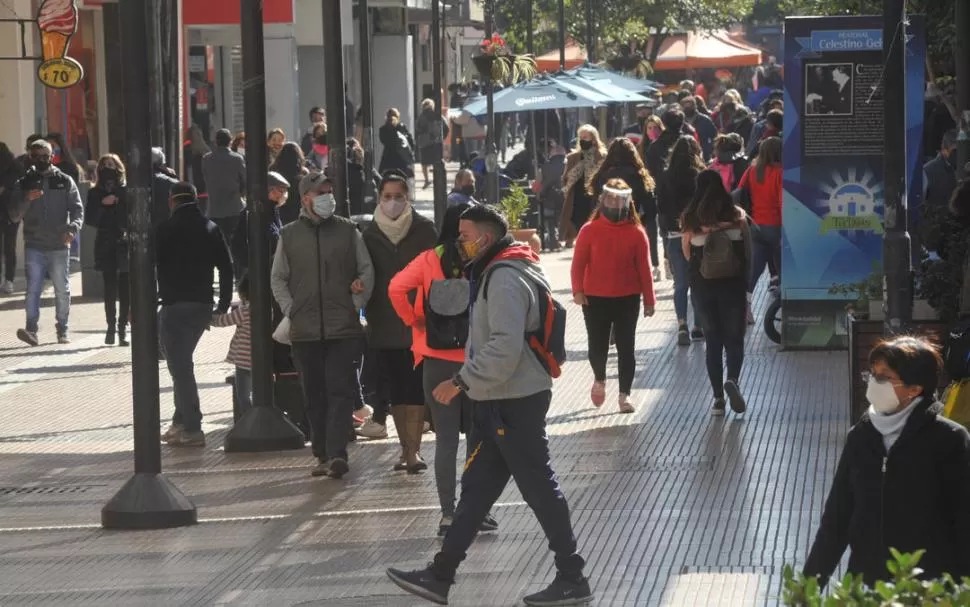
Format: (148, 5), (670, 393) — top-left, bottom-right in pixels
(804, 399), (970, 587)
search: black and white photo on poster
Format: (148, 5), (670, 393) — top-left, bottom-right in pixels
(804, 63), (853, 116)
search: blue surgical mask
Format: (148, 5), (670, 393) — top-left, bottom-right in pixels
(312, 193), (336, 219)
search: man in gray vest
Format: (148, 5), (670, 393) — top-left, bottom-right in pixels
(271, 171), (374, 479)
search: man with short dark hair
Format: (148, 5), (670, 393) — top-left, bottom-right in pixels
(157, 182), (234, 447)
(447, 169), (477, 207)
(387, 205), (591, 607)
(202, 128), (246, 245)
(681, 95), (717, 160)
(10, 139), (83, 345)
(301, 106), (327, 155)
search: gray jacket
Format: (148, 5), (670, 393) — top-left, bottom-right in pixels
(459, 258), (553, 402)
(11, 167), (83, 250)
(202, 147), (246, 219)
(271, 209), (374, 342)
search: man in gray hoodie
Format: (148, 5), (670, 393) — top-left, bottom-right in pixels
(386, 205), (592, 607)
(10, 140), (83, 345)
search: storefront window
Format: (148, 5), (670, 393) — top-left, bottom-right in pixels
(44, 8), (98, 180)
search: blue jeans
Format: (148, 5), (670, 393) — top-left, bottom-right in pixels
(24, 247), (71, 334)
(748, 224), (781, 294)
(234, 366), (252, 414)
(667, 236), (702, 327)
(159, 302), (212, 432)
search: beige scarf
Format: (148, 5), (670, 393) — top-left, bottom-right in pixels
(564, 150), (599, 194)
(375, 204), (414, 245)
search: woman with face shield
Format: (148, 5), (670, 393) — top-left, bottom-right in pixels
(570, 178), (656, 413)
(804, 336), (970, 588)
(362, 170), (438, 472)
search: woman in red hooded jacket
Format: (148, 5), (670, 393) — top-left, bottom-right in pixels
(388, 201), (498, 538)
(571, 177), (657, 413)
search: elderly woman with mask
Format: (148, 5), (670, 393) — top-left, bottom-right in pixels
(363, 169), (438, 473)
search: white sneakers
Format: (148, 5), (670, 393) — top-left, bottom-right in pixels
(356, 419), (388, 439)
(618, 393), (636, 414)
(0, 280), (13, 294)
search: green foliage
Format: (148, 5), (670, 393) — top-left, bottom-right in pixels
(499, 183), (531, 230)
(783, 549), (970, 606)
(918, 204), (969, 323)
(829, 262), (882, 313)
(494, 0), (754, 69)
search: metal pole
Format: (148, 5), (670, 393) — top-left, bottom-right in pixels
(558, 0), (566, 70)
(358, 0), (376, 211)
(956, 0), (970, 180)
(224, 0), (306, 452)
(585, 0), (594, 63)
(323, 0), (349, 217)
(527, 0), (543, 246)
(161, 0), (183, 179)
(102, 0), (196, 530)
(484, 0), (499, 205)
(431, 0), (447, 228)
(882, 0), (912, 333)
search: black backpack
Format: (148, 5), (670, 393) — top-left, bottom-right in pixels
(483, 262), (566, 378)
(944, 320), (970, 381)
(700, 228), (744, 280)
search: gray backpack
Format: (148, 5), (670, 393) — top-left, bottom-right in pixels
(700, 229), (742, 279)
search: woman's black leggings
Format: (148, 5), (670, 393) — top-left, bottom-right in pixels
(103, 270), (130, 328)
(582, 294), (640, 394)
(693, 283), (746, 398)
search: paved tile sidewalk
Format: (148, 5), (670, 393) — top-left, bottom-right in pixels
(0, 234), (849, 604)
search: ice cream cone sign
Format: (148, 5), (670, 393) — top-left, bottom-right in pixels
(36, 0), (83, 89)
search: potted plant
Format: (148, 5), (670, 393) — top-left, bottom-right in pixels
(829, 265), (884, 320)
(499, 183), (541, 253)
(472, 34), (538, 85)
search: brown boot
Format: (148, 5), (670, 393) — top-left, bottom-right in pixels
(404, 405), (428, 474)
(390, 406), (409, 471)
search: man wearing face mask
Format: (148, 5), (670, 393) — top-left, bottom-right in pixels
(681, 95), (717, 161)
(446, 169), (478, 207)
(387, 204), (592, 607)
(156, 183), (234, 447)
(271, 171), (374, 479)
(231, 171), (289, 279)
(9, 140), (83, 346)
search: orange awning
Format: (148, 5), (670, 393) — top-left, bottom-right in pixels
(535, 40), (588, 73)
(651, 31), (763, 71)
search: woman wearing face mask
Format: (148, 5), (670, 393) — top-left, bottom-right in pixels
(636, 115), (664, 163)
(363, 170), (438, 472)
(559, 124), (606, 248)
(378, 108), (416, 178)
(84, 154), (129, 346)
(804, 336), (970, 588)
(306, 123), (329, 171)
(388, 201), (499, 536)
(266, 128), (286, 167)
(571, 178), (656, 413)
(45, 132), (81, 186)
(269, 142), (309, 225)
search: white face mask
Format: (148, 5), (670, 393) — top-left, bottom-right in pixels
(311, 193), (336, 219)
(237, 146), (246, 156)
(380, 195), (409, 220)
(866, 376), (901, 415)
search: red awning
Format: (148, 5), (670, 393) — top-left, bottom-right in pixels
(534, 39), (587, 73)
(651, 31), (762, 71)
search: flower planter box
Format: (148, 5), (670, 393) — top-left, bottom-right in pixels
(472, 54), (496, 81)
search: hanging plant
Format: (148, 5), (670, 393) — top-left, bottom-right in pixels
(472, 33), (537, 85)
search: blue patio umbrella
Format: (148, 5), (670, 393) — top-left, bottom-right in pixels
(548, 71), (653, 104)
(567, 63), (660, 94)
(460, 75), (611, 117)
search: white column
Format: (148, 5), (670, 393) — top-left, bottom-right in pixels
(371, 34), (414, 164)
(0, 0), (37, 149)
(265, 34), (300, 142)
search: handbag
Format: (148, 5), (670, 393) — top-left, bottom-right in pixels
(272, 316), (292, 345)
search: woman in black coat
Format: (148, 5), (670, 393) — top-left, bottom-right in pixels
(84, 154), (130, 346)
(804, 336), (970, 587)
(378, 108), (416, 178)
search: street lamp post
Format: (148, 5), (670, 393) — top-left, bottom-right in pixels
(527, 0), (544, 247)
(431, 0), (447, 228)
(358, 0), (375, 209)
(323, 0), (349, 217)
(484, 0), (499, 205)
(882, 0), (912, 334)
(102, 0), (196, 530)
(223, 0), (307, 452)
(956, 0), (970, 180)
(585, 0), (594, 63)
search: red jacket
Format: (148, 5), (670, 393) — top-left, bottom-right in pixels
(570, 216), (656, 306)
(388, 246), (465, 366)
(740, 163), (782, 226)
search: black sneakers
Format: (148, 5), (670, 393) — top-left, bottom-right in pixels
(328, 458), (349, 479)
(724, 380), (747, 414)
(523, 574), (594, 606)
(479, 512), (499, 532)
(16, 329), (38, 347)
(711, 398), (726, 417)
(677, 325), (690, 346)
(386, 565), (452, 605)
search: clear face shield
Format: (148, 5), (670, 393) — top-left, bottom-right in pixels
(600, 186), (633, 222)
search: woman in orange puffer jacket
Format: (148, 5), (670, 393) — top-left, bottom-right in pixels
(388, 201), (499, 537)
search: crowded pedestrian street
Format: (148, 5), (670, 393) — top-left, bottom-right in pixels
(0, 176), (848, 605)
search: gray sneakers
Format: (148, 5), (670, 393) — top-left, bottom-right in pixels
(0, 280), (13, 294)
(166, 429), (205, 447)
(161, 424), (184, 442)
(16, 329), (38, 347)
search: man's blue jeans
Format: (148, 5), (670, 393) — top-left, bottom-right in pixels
(24, 247), (70, 334)
(159, 302), (212, 432)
